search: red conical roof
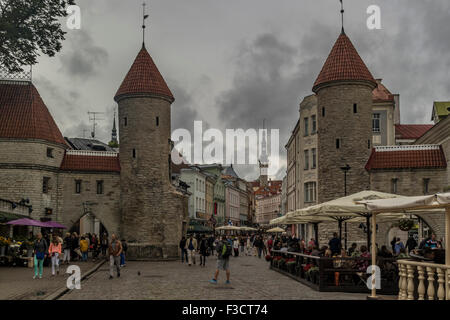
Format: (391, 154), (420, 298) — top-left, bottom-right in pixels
(313, 32), (376, 92)
(114, 45), (174, 102)
(0, 81), (66, 145)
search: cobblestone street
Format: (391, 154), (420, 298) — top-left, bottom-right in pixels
(61, 254), (366, 300)
(0, 260), (99, 300)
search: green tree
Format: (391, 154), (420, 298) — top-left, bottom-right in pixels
(0, 0), (75, 73)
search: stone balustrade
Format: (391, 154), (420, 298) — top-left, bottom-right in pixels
(398, 259), (450, 300)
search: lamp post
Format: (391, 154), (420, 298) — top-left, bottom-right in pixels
(340, 164), (351, 250)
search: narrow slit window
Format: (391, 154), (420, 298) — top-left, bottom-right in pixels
(124, 117), (128, 127)
(132, 149), (136, 158)
(353, 103), (357, 113)
(322, 107), (325, 117)
(336, 139), (340, 149)
(156, 116), (159, 126)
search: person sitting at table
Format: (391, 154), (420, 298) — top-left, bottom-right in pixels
(378, 245), (393, 258)
(347, 242), (357, 256)
(397, 248), (409, 259)
(425, 233), (441, 249)
(355, 245), (370, 272)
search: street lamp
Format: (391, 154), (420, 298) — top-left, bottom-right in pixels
(340, 164), (351, 250)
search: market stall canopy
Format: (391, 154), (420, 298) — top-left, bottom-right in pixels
(291, 190), (404, 217)
(266, 227), (285, 233)
(215, 225), (241, 231)
(239, 226), (257, 231)
(358, 192), (450, 213)
(6, 218), (49, 227)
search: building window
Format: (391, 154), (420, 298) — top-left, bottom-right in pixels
(156, 116), (159, 126)
(97, 180), (104, 195)
(353, 103), (358, 113)
(391, 178), (398, 194)
(304, 150), (309, 170)
(43, 177), (50, 193)
(47, 147), (54, 158)
(322, 107), (325, 117)
(304, 118), (309, 136)
(124, 117), (128, 127)
(75, 180), (81, 194)
(372, 113), (380, 133)
(311, 148), (316, 169)
(132, 149), (136, 158)
(368, 139), (371, 149)
(304, 182), (316, 203)
(336, 139), (341, 149)
(423, 178), (430, 195)
(311, 115), (317, 134)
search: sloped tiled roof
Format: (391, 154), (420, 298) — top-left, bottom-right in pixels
(114, 45), (174, 102)
(65, 137), (116, 152)
(313, 32), (376, 92)
(60, 151), (120, 172)
(0, 81), (66, 145)
(365, 145), (447, 170)
(372, 79), (394, 103)
(395, 124), (434, 140)
(222, 165), (240, 179)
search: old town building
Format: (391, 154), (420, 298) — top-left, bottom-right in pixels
(0, 41), (189, 259)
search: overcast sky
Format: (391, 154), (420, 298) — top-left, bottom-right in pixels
(32, 0), (450, 181)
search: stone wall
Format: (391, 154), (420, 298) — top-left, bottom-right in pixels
(316, 83), (374, 203)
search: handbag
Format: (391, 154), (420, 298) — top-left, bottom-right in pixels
(36, 251), (45, 260)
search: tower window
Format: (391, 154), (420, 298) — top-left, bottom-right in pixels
(47, 148), (54, 158)
(132, 149), (136, 158)
(75, 180), (81, 194)
(311, 115), (317, 134)
(124, 117), (128, 127)
(423, 178), (430, 195)
(336, 139), (341, 149)
(322, 107), (325, 117)
(304, 150), (309, 170)
(156, 116), (159, 126)
(304, 117), (309, 136)
(97, 180), (104, 195)
(372, 113), (380, 133)
(353, 103), (358, 113)
(368, 140), (371, 149)
(391, 178), (398, 194)
(43, 177), (50, 194)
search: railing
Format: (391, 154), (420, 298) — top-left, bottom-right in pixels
(397, 260), (450, 300)
(270, 249), (399, 294)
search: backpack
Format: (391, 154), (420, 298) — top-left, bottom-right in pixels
(221, 241), (232, 258)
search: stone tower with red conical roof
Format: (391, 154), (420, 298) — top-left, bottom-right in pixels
(114, 44), (188, 259)
(313, 31), (377, 203)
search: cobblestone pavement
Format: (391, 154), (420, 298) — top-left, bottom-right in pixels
(61, 254), (366, 300)
(0, 259), (101, 300)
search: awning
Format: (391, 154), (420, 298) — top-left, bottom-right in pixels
(0, 211), (30, 223)
(187, 224), (212, 233)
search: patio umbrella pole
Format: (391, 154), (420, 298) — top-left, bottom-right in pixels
(369, 213), (378, 299)
(338, 219), (343, 248)
(366, 215), (371, 250)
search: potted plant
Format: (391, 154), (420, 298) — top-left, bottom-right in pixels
(0, 236), (11, 256)
(398, 219), (415, 231)
(286, 258), (296, 274)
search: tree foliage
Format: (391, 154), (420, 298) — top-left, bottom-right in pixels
(0, 0), (75, 73)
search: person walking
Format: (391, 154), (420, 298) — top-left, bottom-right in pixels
(33, 233), (48, 279)
(239, 236), (245, 254)
(91, 234), (99, 262)
(199, 235), (208, 267)
(48, 236), (62, 276)
(233, 237), (239, 257)
(210, 235), (232, 284)
(254, 236), (265, 258)
(120, 239), (128, 267)
(80, 236), (89, 262)
(245, 236), (251, 256)
(108, 234), (122, 279)
(62, 232), (72, 265)
(179, 236), (187, 263)
(101, 233), (109, 258)
(185, 234), (198, 266)
(405, 235), (418, 253)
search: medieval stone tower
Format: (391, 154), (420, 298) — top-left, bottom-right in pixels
(313, 31), (377, 203)
(114, 44), (188, 259)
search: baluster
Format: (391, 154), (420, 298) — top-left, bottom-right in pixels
(417, 266), (425, 300)
(447, 270), (450, 300)
(401, 264), (408, 300)
(427, 266), (436, 300)
(437, 268), (445, 300)
(398, 264), (405, 300)
(406, 264), (415, 300)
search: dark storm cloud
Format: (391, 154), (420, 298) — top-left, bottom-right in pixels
(59, 30), (109, 78)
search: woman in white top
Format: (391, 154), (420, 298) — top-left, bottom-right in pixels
(233, 238), (239, 257)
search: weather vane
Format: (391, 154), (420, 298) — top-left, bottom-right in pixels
(340, 0), (345, 33)
(142, 2), (149, 45)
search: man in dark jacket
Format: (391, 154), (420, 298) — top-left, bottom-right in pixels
(179, 236), (187, 263)
(406, 235), (418, 253)
(328, 233), (341, 256)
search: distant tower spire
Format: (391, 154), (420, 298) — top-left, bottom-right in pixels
(340, 0), (345, 33)
(109, 111), (118, 147)
(259, 119), (269, 187)
(142, 2), (149, 46)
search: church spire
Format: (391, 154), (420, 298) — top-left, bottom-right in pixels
(109, 111), (118, 147)
(259, 119), (269, 187)
(340, 0), (345, 33)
